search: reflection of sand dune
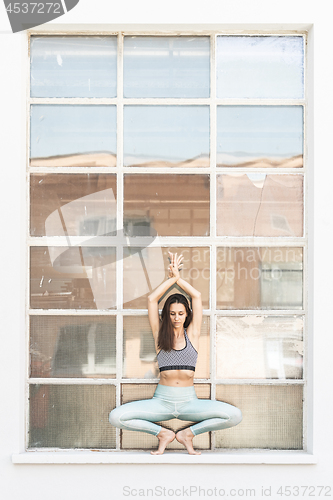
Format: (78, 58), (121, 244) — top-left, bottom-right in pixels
(30, 152), (117, 167)
(217, 154), (303, 169)
(30, 152), (303, 169)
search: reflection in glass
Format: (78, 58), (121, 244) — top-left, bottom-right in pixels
(215, 385), (302, 449)
(216, 316), (303, 379)
(216, 174), (303, 236)
(124, 174), (210, 236)
(30, 247), (116, 309)
(31, 174), (117, 237)
(123, 36), (210, 98)
(31, 36), (117, 98)
(121, 384), (210, 449)
(123, 247), (210, 309)
(216, 36), (304, 99)
(123, 106), (210, 167)
(217, 106), (303, 168)
(30, 105), (117, 167)
(216, 247), (303, 309)
(30, 316), (116, 378)
(29, 385), (116, 448)
(123, 316), (210, 379)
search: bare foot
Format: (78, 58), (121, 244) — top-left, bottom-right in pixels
(151, 428), (175, 455)
(175, 429), (201, 455)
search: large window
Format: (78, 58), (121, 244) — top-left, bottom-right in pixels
(28, 31), (307, 452)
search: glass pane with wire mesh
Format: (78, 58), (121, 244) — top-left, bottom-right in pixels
(28, 384), (116, 449)
(30, 316), (117, 378)
(215, 384), (303, 449)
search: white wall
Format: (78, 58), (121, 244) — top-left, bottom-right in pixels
(1, 1), (332, 499)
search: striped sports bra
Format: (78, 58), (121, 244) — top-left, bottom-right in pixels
(157, 329), (198, 372)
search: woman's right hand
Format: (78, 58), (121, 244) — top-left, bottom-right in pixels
(168, 251), (183, 281)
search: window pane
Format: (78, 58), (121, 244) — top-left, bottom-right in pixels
(30, 105), (117, 167)
(30, 316), (116, 378)
(123, 36), (210, 98)
(123, 247), (210, 309)
(217, 36), (304, 99)
(215, 385), (303, 449)
(30, 174), (117, 237)
(31, 36), (117, 98)
(216, 247), (303, 309)
(30, 247), (116, 310)
(216, 316), (303, 379)
(123, 316), (210, 379)
(121, 384), (210, 449)
(124, 174), (210, 236)
(29, 385), (116, 449)
(124, 106), (210, 167)
(217, 106), (303, 168)
(217, 174), (303, 237)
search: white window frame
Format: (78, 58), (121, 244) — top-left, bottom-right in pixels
(13, 23), (314, 464)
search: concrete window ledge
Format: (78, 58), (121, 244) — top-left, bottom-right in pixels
(12, 451), (317, 465)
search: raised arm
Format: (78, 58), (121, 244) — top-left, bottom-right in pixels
(147, 252), (183, 341)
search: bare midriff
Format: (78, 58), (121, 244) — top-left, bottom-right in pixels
(159, 369), (195, 387)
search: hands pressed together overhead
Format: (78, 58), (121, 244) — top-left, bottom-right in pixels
(168, 251), (184, 280)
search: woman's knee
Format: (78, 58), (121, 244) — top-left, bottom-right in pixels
(230, 406), (242, 426)
(109, 406), (122, 427)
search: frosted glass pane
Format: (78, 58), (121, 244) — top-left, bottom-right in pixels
(30, 174), (117, 237)
(121, 384), (210, 449)
(30, 105), (117, 167)
(124, 174), (210, 236)
(31, 37), (117, 98)
(124, 106), (210, 167)
(123, 247), (210, 309)
(123, 316), (210, 379)
(30, 247), (116, 310)
(29, 385), (116, 449)
(215, 385), (303, 449)
(217, 106), (303, 168)
(216, 247), (303, 310)
(30, 316), (116, 378)
(217, 36), (304, 99)
(216, 316), (303, 379)
(123, 36), (210, 98)
(216, 174), (303, 237)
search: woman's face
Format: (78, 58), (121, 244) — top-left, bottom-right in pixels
(169, 302), (187, 328)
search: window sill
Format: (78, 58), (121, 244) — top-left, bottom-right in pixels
(12, 450), (317, 465)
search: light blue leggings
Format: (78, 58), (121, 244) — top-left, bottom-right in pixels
(109, 384), (242, 436)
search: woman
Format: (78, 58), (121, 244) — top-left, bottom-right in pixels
(109, 251), (242, 454)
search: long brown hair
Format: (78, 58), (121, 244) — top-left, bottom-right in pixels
(158, 293), (193, 352)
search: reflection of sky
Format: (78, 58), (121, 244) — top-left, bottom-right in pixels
(30, 105), (117, 158)
(30, 37), (117, 98)
(217, 36), (304, 99)
(123, 36), (210, 98)
(124, 106), (210, 162)
(217, 106), (303, 157)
